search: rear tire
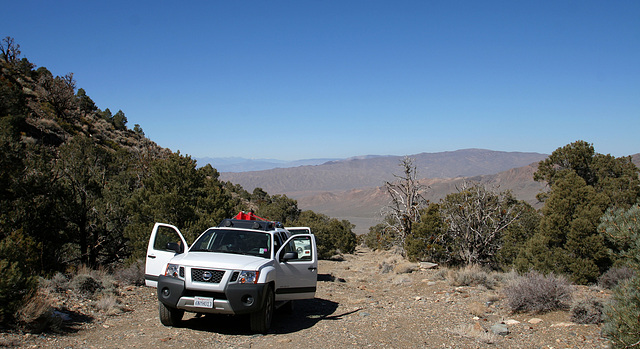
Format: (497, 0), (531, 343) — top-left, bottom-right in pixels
(159, 301), (184, 327)
(250, 286), (274, 334)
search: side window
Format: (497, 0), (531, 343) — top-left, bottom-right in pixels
(153, 225), (184, 253)
(282, 236), (312, 261)
(273, 233), (283, 252)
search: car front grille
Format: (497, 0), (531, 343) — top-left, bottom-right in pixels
(191, 268), (225, 283)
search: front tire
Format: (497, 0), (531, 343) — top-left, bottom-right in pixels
(250, 286), (274, 334)
(159, 301), (184, 327)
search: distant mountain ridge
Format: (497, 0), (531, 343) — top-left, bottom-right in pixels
(219, 149), (549, 194)
(197, 157), (341, 172)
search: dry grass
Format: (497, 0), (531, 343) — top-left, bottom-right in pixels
(447, 265), (498, 289)
(468, 301), (490, 317)
(94, 294), (123, 316)
(452, 323), (499, 344)
(14, 292), (61, 333)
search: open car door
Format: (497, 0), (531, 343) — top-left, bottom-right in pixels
(274, 234), (318, 300)
(145, 223), (188, 287)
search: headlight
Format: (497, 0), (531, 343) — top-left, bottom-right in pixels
(238, 270), (259, 284)
(164, 264), (181, 278)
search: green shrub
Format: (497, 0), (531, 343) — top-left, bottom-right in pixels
(603, 276), (640, 348)
(292, 211), (357, 259)
(362, 223), (394, 251)
(0, 231), (39, 325)
(504, 271), (572, 313)
(0, 260), (38, 324)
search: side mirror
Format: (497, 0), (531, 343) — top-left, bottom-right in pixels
(281, 251), (298, 262)
(166, 242), (182, 254)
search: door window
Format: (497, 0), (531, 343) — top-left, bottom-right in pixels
(281, 235), (313, 261)
(153, 225), (184, 253)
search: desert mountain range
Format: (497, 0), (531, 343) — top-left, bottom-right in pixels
(219, 149), (640, 234)
(219, 149), (546, 234)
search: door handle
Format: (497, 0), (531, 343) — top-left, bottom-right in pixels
(148, 255), (156, 259)
(308, 267), (317, 271)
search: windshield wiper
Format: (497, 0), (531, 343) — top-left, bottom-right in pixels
(190, 248), (216, 252)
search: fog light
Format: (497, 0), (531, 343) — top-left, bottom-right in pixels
(162, 288), (170, 298)
(242, 295), (254, 306)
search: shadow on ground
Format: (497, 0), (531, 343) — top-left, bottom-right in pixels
(182, 298), (350, 335)
(169, 274), (351, 335)
(180, 297), (348, 335)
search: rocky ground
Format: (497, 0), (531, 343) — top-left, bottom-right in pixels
(2, 247), (610, 348)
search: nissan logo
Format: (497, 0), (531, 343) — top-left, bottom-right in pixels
(202, 271), (212, 281)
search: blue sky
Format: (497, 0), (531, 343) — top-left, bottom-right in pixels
(4, 1), (639, 160)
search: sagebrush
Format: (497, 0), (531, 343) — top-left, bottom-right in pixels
(504, 271), (572, 313)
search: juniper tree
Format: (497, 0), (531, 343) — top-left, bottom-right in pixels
(518, 141), (640, 284)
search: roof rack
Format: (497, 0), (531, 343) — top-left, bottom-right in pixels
(217, 219), (275, 231)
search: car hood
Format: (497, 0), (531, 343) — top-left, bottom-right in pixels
(171, 251), (271, 271)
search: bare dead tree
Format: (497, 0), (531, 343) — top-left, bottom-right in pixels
(439, 181), (521, 266)
(382, 156), (428, 250)
(0, 36), (21, 62)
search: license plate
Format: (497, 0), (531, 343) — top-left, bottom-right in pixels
(194, 296), (213, 308)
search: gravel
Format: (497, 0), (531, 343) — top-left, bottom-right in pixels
(5, 247), (611, 348)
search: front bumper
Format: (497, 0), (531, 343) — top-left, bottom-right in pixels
(157, 275), (268, 315)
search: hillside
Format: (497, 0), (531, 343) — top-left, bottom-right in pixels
(219, 149), (548, 194)
(0, 55), (167, 157)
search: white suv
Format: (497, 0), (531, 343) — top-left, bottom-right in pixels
(145, 219), (317, 333)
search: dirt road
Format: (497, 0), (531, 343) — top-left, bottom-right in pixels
(10, 248), (609, 348)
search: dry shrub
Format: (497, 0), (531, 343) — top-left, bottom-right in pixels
(113, 260), (145, 286)
(69, 266), (118, 298)
(468, 302), (489, 317)
(492, 269), (519, 284)
(435, 267), (450, 280)
(598, 266), (635, 290)
(378, 261), (394, 274)
(70, 274), (102, 296)
(452, 323), (498, 344)
(486, 293), (501, 303)
(571, 297), (604, 324)
(14, 292), (61, 333)
(448, 265), (498, 290)
(394, 261), (417, 274)
(94, 294), (122, 316)
(504, 271), (572, 313)
(40, 272), (69, 294)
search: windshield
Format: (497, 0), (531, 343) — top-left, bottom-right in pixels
(190, 229), (271, 258)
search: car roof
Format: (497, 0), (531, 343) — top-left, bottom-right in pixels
(217, 219), (285, 232)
